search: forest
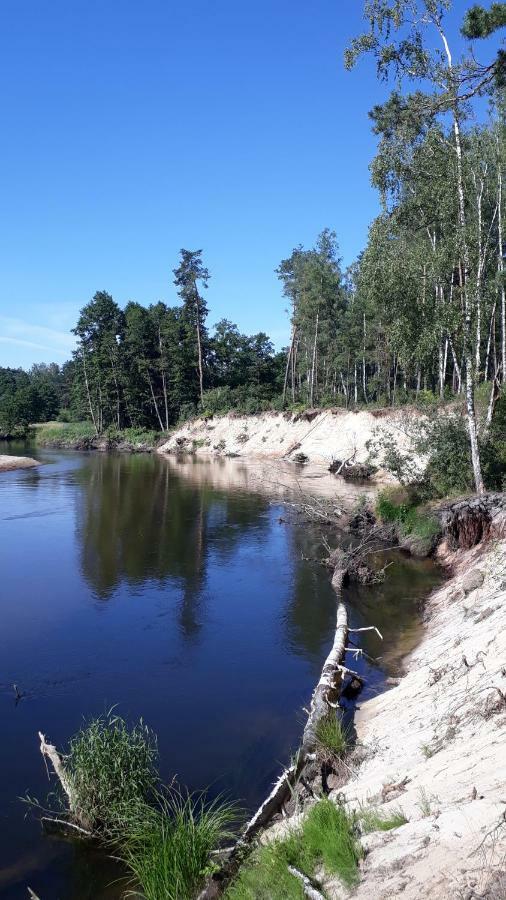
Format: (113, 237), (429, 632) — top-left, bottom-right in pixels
(1, 1), (506, 497)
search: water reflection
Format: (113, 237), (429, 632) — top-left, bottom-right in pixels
(0, 447), (442, 899)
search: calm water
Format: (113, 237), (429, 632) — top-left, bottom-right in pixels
(0, 448), (442, 898)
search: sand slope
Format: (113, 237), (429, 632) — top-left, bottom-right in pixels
(158, 408), (426, 476)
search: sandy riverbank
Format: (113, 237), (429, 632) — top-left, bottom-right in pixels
(0, 455), (39, 472)
(260, 498), (506, 899)
(157, 407), (427, 477)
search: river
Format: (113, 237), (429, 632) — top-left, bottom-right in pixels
(0, 447), (442, 898)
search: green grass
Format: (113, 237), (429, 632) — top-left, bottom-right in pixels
(104, 426), (160, 448)
(225, 842), (305, 900)
(375, 488), (439, 542)
(34, 421), (97, 447)
(116, 788), (238, 900)
(34, 422), (161, 450)
(314, 714), (348, 758)
(358, 806), (407, 833)
(226, 799), (362, 898)
(65, 712), (158, 833)
(37, 713), (238, 898)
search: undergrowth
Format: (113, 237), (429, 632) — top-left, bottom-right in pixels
(375, 487), (439, 543)
(38, 713), (237, 899)
(226, 798), (362, 898)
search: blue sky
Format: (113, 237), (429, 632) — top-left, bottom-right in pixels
(0, 0), (479, 367)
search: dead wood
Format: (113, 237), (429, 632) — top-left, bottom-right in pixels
(287, 866), (326, 899)
(38, 732), (75, 815)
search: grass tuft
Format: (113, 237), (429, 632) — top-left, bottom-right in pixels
(116, 788), (239, 900)
(226, 798), (362, 897)
(314, 714), (349, 758)
(65, 711), (158, 833)
(359, 805), (407, 833)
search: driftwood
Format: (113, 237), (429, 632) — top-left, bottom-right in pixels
(240, 764), (297, 843)
(38, 732), (75, 814)
(288, 866), (325, 899)
(41, 816), (92, 838)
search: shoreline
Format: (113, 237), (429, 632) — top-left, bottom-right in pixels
(0, 455), (39, 472)
(253, 495), (506, 899)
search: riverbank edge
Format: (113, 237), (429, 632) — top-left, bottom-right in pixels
(248, 493), (506, 900)
(156, 407), (427, 478)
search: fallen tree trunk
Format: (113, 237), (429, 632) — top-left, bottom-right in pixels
(300, 572), (348, 757)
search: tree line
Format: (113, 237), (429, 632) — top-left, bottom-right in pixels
(0, 250), (286, 437)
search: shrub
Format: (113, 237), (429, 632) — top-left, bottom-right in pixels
(105, 426), (160, 448)
(375, 486), (411, 523)
(225, 842), (304, 899)
(417, 414), (474, 497)
(178, 402), (197, 424)
(481, 390), (506, 490)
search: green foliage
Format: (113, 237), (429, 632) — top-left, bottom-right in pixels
(375, 486), (411, 523)
(462, 3), (506, 39)
(116, 788), (238, 900)
(376, 487), (439, 545)
(359, 806), (407, 833)
(65, 712), (158, 833)
(418, 415), (474, 497)
(227, 799), (362, 897)
(315, 714), (349, 757)
(104, 426), (160, 448)
(34, 423), (160, 449)
(482, 391), (506, 489)
(38, 713), (237, 898)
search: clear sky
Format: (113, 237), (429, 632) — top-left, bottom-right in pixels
(0, 0), (476, 368)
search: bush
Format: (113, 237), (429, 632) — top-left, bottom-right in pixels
(376, 487), (439, 549)
(482, 390), (506, 490)
(418, 414), (474, 497)
(375, 486), (411, 523)
(105, 426), (160, 448)
(178, 402), (197, 424)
